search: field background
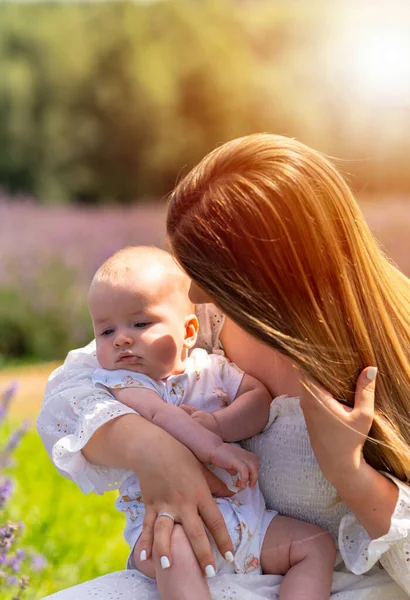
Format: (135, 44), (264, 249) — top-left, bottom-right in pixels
(1, 0), (410, 598)
(0, 362), (129, 599)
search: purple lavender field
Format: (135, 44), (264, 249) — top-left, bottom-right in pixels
(0, 194), (409, 363)
(0, 195), (167, 362)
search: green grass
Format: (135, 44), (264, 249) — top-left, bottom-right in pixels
(1, 425), (129, 599)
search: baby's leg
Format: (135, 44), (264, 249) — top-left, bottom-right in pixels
(261, 515), (336, 600)
(134, 525), (212, 600)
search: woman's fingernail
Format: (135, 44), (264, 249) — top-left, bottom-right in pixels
(160, 556), (170, 569)
(224, 551), (234, 563)
(205, 564), (216, 578)
(140, 550), (147, 562)
(366, 367), (377, 381)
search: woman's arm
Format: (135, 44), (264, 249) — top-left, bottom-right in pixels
(82, 413), (235, 571)
(301, 370), (410, 592)
(331, 461), (398, 538)
(107, 387), (258, 487)
(300, 367), (398, 539)
(292, 352), (410, 596)
(37, 345), (234, 574)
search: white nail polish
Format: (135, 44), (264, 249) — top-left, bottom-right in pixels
(224, 551), (234, 563)
(160, 556), (171, 569)
(140, 550), (147, 562)
(205, 564), (216, 578)
(366, 367), (377, 381)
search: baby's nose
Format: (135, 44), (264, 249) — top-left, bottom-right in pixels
(114, 333), (133, 347)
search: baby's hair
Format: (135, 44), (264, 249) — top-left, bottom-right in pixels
(89, 245), (193, 312)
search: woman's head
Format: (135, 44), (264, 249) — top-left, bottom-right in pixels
(167, 133), (410, 481)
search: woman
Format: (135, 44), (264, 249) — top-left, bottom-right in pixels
(39, 134), (410, 599)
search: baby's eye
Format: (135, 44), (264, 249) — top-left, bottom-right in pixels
(101, 328), (114, 336)
(133, 322), (150, 329)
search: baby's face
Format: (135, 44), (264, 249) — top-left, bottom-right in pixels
(89, 278), (192, 380)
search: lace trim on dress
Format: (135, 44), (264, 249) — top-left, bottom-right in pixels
(339, 474), (410, 593)
(51, 398), (137, 495)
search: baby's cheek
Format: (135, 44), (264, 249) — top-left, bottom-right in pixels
(150, 335), (178, 366)
(96, 341), (113, 369)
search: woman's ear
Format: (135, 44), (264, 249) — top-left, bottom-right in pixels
(184, 314), (199, 349)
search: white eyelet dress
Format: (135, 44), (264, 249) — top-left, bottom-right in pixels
(37, 304), (410, 599)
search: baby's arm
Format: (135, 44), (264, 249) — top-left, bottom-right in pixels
(112, 386), (258, 487)
(191, 374), (272, 442)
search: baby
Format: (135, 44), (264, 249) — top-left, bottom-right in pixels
(88, 246), (336, 600)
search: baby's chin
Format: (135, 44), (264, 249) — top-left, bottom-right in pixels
(99, 360), (145, 373)
(96, 354), (116, 371)
(97, 354), (181, 381)
(99, 359), (158, 379)
(118, 363), (169, 380)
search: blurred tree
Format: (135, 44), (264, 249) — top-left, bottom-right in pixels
(0, 0), (410, 203)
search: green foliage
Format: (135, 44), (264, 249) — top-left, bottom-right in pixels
(1, 0), (410, 202)
(0, 1), (265, 203)
(2, 0), (408, 203)
(0, 426), (127, 598)
(0, 289), (31, 358)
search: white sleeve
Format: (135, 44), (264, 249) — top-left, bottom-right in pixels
(339, 474), (410, 594)
(36, 341), (137, 495)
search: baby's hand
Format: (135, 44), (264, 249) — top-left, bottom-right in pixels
(179, 406), (222, 437)
(191, 410), (222, 437)
(209, 443), (259, 489)
(179, 405), (197, 416)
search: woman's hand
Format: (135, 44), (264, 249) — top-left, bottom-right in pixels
(132, 423), (235, 574)
(300, 366), (377, 485)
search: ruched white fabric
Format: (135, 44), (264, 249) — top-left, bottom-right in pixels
(37, 305), (410, 599)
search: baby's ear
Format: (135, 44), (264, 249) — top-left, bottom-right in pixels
(184, 314), (199, 349)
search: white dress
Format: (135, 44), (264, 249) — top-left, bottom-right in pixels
(37, 305), (410, 600)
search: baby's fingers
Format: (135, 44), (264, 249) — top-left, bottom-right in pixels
(234, 462), (250, 488)
(247, 456), (259, 489)
(179, 405), (197, 415)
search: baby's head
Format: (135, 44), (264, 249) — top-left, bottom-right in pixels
(88, 246), (198, 380)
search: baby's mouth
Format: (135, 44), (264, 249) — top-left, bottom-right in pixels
(117, 354), (142, 364)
